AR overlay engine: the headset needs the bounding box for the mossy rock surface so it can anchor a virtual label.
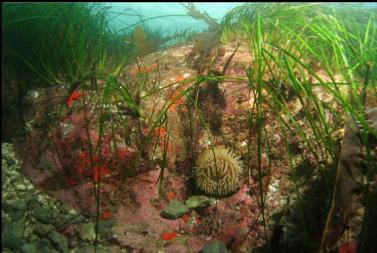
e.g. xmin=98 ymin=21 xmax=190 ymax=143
xmin=160 ymin=200 xmax=189 ymax=219
xmin=79 ymin=222 xmax=96 ymax=242
xmin=3 ymin=221 xmax=26 ymax=250
xmin=199 ymin=240 xmax=231 ymax=253
xmin=48 ymin=230 xmax=68 ymax=252
xmin=32 ymin=207 xmax=54 ymax=224
xmin=185 ymin=195 xmax=215 ymax=209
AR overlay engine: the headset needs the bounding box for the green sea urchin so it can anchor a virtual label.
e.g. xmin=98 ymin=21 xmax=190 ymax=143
xmin=194 ymin=146 xmax=243 ymax=196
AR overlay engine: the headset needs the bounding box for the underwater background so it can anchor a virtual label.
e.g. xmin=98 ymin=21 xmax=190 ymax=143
xmin=108 ymin=3 xmax=246 ymax=33
xmin=2 ymin=2 xmax=377 ymax=253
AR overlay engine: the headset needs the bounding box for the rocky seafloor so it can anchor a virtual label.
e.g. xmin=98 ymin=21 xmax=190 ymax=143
xmin=3 ymin=39 xmax=373 ymax=253
xmin=2 ymin=143 xmax=124 ymax=253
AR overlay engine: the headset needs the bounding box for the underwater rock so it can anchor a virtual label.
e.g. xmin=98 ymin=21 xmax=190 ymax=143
xmin=2 ymin=143 xmax=21 ymax=166
xmin=28 ymin=195 xmax=42 ymax=210
xmin=78 ymin=222 xmax=96 ymax=242
xmin=320 ymin=107 xmax=377 ymax=252
xmin=186 ymin=237 xmax=208 ymax=253
xmin=48 ymin=230 xmax=68 ymax=252
xmin=3 ymin=199 xmax=27 ymax=219
xmin=2 ymin=143 xmax=22 ymax=187
xmin=34 ymin=223 xmax=55 ymax=236
xmin=20 ymin=242 xmax=39 ymax=253
xmin=161 ymin=200 xmax=189 ymax=219
xmin=165 ymin=243 xmax=187 ymax=253
xmin=170 ymin=176 xmax=188 ymax=201
xmin=185 ymin=195 xmax=214 ymax=209
xmin=98 ymin=219 xmax=115 ymax=239
xmin=20 ymin=239 xmax=59 ymax=253
xmin=75 ymin=245 xmax=110 ymax=253
xmin=59 ymin=213 xmax=87 ymax=227
xmin=199 ymin=240 xmax=231 ymax=253
xmin=2 ymin=143 xmax=108 ymax=251
xmin=32 ymin=206 xmax=55 ymax=224
xmin=98 ymin=219 xmax=115 ymax=229
xmin=113 ymin=231 xmax=164 ymax=253
xmin=15 ymin=182 xmax=27 ymax=190
xmin=3 ymin=221 xmax=27 ymax=250
xmin=23 ymin=220 xmax=36 ymax=239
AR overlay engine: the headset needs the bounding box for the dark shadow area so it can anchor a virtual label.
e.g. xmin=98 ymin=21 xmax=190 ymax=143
xmin=253 ymin=161 xmax=336 ymax=253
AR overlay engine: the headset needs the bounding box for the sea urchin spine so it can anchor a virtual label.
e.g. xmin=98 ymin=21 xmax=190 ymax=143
xmin=195 ymin=146 xmax=243 ymax=196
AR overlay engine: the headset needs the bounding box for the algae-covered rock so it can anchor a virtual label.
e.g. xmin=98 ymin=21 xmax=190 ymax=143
xmin=20 ymin=242 xmax=38 ymax=253
xmin=34 ymin=223 xmax=55 ymax=236
xmin=20 ymin=239 xmax=59 ymax=253
xmin=98 ymin=219 xmax=115 ymax=239
xmin=199 ymin=240 xmax=231 ymax=253
xmin=75 ymin=245 xmax=114 ymax=253
xmin=185 ymin=195 xmax=215 ymax=209
xmin=3 ymin=221 xmax=26 ymax=250
xmin=2 ymin=143 xmax=22 ymax=186
xmin=161 ymin=200 xmax=189 ymax=219
xmin=3 ymin=199 xmax=27 ymax=221
xmin=48 ymin=230 xmax=68 ymax=252
xmin=38 ymin=239 xmax=60 ymax=253
xmin=32 ymin=206 xmax=54 ymax=224
xmin=79 ymin=222 xmax=96 ymax=242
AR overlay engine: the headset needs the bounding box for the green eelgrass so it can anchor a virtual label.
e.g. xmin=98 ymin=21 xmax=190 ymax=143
xmin=2 ymin=3 xmax=123 ymax=87
xmin=78 ymin=74 xmax=141 ymax=251
xmin=83 ymin=3 xmax=377 ymax=251
xmin=156 ymin=116 xmax=171 ymax=196
xmin=222 ymin=2 xmax=376 ymax=171
xmin=220 ymin=2 xmax=376 ymax=248
xmin=3 ymin=3 xmax=195 ymax=94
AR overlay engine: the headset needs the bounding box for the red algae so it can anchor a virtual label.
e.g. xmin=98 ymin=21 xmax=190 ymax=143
xmin=161 ymin=232 xmax=178 ymax=241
